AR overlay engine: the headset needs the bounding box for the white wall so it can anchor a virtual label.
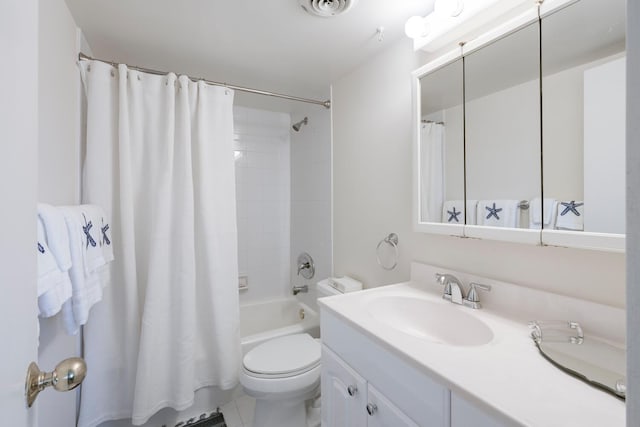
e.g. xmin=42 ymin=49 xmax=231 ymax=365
xmin=290 ymin=107 xmax=332 ymax=308
xmin=0 ymin=0 xmax=39 ymax=425
xmin=331 ymin=37 xmax=625 ymax=308
xmin=234 ymin=106 xmax=291 ymax=303
xmin=584 ymin=57 xmax=626 ymax=234
xmin=37 ymin=1 xmax=83 ymax=426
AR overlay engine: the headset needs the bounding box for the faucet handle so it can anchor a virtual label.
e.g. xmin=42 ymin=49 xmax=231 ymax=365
xmin=435 ymin=273 xmax=451 ymax=296
xmin=464 ymin=282 xmax=491 ymax=309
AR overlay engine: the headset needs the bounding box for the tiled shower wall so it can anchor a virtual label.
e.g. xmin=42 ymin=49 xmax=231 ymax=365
xmin=234 ymin=106 xmax=291 ymax=303
xmin=290 ymin=108 xmax=332 ymax=309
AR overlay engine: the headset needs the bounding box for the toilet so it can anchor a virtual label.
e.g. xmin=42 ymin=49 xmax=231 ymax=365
xmin=239 ymin=278 xmax=361 ymax=427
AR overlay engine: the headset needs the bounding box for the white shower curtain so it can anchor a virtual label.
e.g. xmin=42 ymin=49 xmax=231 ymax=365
xmin=78 ymin=60 xmax=240 ymax=426
xmin=420 ymin=122 xmax=445 ymax=222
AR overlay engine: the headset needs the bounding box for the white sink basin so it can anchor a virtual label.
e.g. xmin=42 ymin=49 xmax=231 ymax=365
xmin=366 ymin=295 xmax=494 ymax=346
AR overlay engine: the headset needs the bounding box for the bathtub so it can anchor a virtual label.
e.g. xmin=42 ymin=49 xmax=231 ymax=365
xmin=240 ymin=298 xmax=320 ymax=355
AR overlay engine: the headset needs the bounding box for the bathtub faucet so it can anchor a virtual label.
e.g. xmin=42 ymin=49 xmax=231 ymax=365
xmin=297 ymin=261 xmax=311 ymax=276
xmin=292 ymin=285 xmax=308 ymax=295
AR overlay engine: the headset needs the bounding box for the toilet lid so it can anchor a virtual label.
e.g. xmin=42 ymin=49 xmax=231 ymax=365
xmin=243 ymin=334 xmax=320 ymax=376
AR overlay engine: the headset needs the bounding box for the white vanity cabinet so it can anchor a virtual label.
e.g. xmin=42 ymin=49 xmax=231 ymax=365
xmin=322 ymin=346 xmax=421 ymax=427
xmin=321 ymin=309 xmax=451 ymax=427
xmin=321 ymin=346 xmax=367 ymax=427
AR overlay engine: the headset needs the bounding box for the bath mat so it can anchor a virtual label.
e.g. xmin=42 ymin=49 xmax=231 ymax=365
xmin=170 ymin=411 xmax=226 ymax=427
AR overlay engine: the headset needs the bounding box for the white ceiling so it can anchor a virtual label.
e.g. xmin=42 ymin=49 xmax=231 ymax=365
xmin=65 ymin=0 xmax=435 ymax=109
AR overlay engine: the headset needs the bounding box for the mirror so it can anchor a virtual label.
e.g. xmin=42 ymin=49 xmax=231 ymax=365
xmin=418 ymin=59 xmax=465 ymax=226
xmin=464 ymin=22 xmax=541 ymax=232
xmin=530 ymin=321 xmax=625 ymax=400
xmin=413 ymin=0 xmax=626 ymax=251
xmin=541 ymin=0 xmax=626 ymax=236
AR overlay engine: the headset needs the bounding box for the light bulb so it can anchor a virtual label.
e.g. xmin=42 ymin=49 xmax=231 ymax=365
xmin=404 ymin=16 xmax=430 ymax=39
xmin=434 ymin=0 xmax=464 ymax=17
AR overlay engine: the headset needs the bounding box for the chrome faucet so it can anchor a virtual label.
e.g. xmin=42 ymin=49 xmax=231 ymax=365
xmin=292 ymin=284 xmax=309 ymax=295
xmin=435 ymin=273 xmax=491 ymax=309
xmin=463 ymin=282 xmax=491 ymax=309
xmin=297 ymin=261 xmax=311 ymax=276
xmin=435 ymin=273 xmax=464 ymax=304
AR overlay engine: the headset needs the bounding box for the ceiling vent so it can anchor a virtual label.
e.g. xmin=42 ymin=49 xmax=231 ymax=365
xmin=298 ymin=0 xmax=359 ymax=17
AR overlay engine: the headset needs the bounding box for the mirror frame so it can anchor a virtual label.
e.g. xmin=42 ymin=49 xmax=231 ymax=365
xmin=538 ymin=0 xmax=626 ymax=253
xmin=412 ymin=49 xmax=465 ymax=237
xmin=412 ymin=0 xmax=626 ymax=253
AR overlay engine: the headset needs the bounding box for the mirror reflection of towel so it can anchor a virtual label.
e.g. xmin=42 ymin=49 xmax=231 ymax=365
xmin=555 ymin=201 xmax=584 ymax=231
xmin=441 ymin=200 xmax=477 ymax=225
xmin=529 ymin=197 xmax=558 ymax=229
xmin=477 ymin=200 xmax=520 ymax=228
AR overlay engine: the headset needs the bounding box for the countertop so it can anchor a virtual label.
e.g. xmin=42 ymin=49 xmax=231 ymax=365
xmin=319 ymin=281 xmax=625 ymax=426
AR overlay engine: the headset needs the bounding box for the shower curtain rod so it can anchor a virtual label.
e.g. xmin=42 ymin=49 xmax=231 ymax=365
xmin=78 ymin=53 xmax=331 ymax=109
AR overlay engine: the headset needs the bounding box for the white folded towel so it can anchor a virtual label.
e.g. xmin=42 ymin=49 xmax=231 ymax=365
xmin=37 ymin=218 xmax=63 ymax=297
xmin=477 ymin=200 xmax=521 ymax=228
xmin=329 ymin=276 xmax=363 ymax=293
xmin=555 ymin=200 xmax=584 ymax=231
xmin=528 ymin=197 xmax=558 ymax=229
xmin=38 ymin=204 xmax=73 ymax=272
xmin=441 ymin=200 xmax=478 ymax=225
xmin=60 ymin=205 xmax=113 ymax=335
xmin=37 ymin=215 xmax=73 ymax=318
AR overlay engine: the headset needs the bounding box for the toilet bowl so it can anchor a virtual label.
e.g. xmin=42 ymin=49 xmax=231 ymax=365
xmin=240 ymin=333 xmax=321 ymax=427
xmin=239 ymin=278 xmax=362 ymax=427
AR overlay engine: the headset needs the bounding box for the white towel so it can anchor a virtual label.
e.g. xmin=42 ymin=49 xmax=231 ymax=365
xmin=477 ymin=200 xmax=521 ymax=228
xmin=37 ymin=218 xmax=63 ymax=297
xmin=60 ymin=205 xmax=113 ymax=335
xmin=38 ymin=204 xmax=73 ymax=272
xmin=441 ymin=200 xmax=477 ymax=225
xmin=555 ymin=200 xmax=584 ymax=231
xmin=37 ymin=215 xmax=73 ymax=318
xmin=329 ymin=276 xmax=363 ymax=293
xmin=528 ymin=197 xmax=558 ymax=229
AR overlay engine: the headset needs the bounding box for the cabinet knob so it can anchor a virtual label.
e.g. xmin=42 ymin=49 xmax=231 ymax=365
xmin=366 ymin=403 xmax=378 ymax=416
xmin=347 ymin=385 xmax=358 ymax=396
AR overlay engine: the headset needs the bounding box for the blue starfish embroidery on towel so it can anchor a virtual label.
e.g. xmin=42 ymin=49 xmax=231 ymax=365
xmin=485 ymin=203 xmax=502 ymax=220
xmin=560 ymin=201 xmax=583 ymax=216
xmin=447 ymin=207 xmax=461 ymax=223
xmin=37 ymin=242 xmax=45 ymax=254
xmin=82 ymin=213 xmax=97 ymax=248
xmin=101 ymin=218 xmax=111 ymax=246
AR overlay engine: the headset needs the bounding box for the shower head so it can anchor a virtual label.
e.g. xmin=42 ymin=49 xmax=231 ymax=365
xmin=292 ymin=117 xmax=308 ymax=132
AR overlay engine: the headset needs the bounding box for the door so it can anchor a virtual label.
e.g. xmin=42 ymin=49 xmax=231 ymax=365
xmin=0 ymin=0 xmax=40 ymax=425
xmin=321 ymin=345 xmax=367 ymax=427
xmin=366 ymin=384 xmax=420 ymax=427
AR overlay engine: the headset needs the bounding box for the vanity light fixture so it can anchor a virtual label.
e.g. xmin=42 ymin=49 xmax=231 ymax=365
xmin=434 ymin=0 xmax=464 ymax=18
xmin=405 ymin=16 xmax=431 ymax=39
xmin=405 ymin=0 xmax=464 ymax=40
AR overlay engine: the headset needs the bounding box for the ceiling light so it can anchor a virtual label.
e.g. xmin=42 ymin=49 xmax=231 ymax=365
xmin=434 ymin=0 xmax=464 ymax=17
xmin=404 ymin=16 xmax=431 ymax=39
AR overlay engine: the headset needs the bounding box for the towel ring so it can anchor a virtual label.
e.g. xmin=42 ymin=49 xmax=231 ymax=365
xmin=376 ymin=233 xmax=398 ymax=271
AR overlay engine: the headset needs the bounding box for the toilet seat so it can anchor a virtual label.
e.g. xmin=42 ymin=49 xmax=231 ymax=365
xmin=243 ymin=333 xmax=320 ymax=378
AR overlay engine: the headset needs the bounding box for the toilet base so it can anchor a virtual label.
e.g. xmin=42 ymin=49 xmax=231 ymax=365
xmin=248 ymin=384 xmax=319 ymax=427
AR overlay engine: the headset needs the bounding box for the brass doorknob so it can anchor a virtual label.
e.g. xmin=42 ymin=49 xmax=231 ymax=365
xmin=25 ymin=357 xmax=87 ymax=407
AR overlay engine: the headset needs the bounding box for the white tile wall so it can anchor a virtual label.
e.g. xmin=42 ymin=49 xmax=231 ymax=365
xmin=290 ymin=108 xmax=333 ymax=309
xmin=233 ymin=105 xmax=332 ymax=307
xmin=234 ymin=107 xmax=291 ymax=303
